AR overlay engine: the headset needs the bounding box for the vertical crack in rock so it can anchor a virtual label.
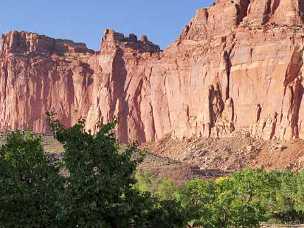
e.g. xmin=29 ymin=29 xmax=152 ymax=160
xmin=223 ymin=50 xmax=232 ymax=100
xmin=149 ymin=103 xmax=156 ymax=141
xmin=290 ymin=77 xmax=304 ymax=138
xmin=284 ymin=47 xmax=303 ymax=87
xmin=225 ymin=97 xmax=235 ymax=133
xmin=132 ymin=78 xmax=146 ymax=143
xmin=300 ymin=0 xmax=304 ymax=18
xmin=110 ymin=48 xmax=129 ymax=143
xmin=281 ymin=46 xmax=304 ymax=139
xmin=256 ymin=104 xmax=262 ymax=123
xmin=207 ymin=83 xmax=225 ymax=137
xmin=271 ymin=0 xmax=281 ymax=16
xmin=270 ymin=112 xmax=278 ymax=139
xmin=263 ymin=0 xmax=280 ymax=24
xmin=236 ymin=0 xmax=251 ymax=24
xmin=147 ymin=67 xmax=157 ymax=141
xmin=207 ymin=85 xmax=214 ymax=137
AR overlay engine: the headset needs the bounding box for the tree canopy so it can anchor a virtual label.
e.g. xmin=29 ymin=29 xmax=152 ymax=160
xmin=0 ymin=116 xmax=304 ymax=227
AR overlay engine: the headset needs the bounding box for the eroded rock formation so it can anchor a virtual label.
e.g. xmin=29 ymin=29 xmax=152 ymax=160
xmin=2 ymin=0 xmax=304 ymax=143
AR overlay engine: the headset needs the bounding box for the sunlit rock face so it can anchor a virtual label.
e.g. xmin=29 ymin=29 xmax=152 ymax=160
xmin=0 ymin=31 xmax=95 ymax=132
xmin=244 ymin=0 xmax=304 ymax=26
xmin=2 ymin=0 xmax=304 ymax=143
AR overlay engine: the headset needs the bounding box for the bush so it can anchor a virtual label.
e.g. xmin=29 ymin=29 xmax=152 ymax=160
xmin=48 ymin=115 xmax=186 ymax=227
xmin=0 ymin=131 xmax=64 ymax=227
xmin=174 ymin=170 xmax=304 ymax=227
xmin=1 ymin=115 xmax=304 ymax=227
xmin=0 ymin=117 xmax=186 ymax=227
xmin=143 ymin=169 xmax=304 ymax=227
xmin=135 ymin=172 xmax=178 ymax=200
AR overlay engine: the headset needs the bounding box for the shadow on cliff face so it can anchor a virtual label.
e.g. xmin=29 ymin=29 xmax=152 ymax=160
xmin=111 ymin=48 xmax=129 ymax=143
xmin=111 ymin=48 xmax=148 ymax=144
xmin=290 ymin=79 xmax=304 ymax=139
xmin=282 ymin=47 xmax=304 ymax=139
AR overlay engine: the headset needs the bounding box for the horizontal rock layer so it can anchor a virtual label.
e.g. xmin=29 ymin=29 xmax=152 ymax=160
xmin=2 ymin=0 xmax=304 ymax=143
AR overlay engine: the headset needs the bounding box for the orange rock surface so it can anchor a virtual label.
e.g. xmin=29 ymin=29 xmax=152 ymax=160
xmin=2 ymin=0 xmax=304 ymax=143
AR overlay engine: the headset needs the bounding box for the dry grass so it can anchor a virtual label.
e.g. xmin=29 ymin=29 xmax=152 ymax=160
xmin=42 ymin=135 xmax=64 ymax=154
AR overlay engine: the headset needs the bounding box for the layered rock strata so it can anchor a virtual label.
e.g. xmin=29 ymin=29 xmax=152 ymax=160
xmin=2 ymin=0 xmax=304 ymax=143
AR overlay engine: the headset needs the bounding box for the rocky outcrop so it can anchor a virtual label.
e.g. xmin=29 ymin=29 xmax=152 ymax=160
xmin=244 ymin=0 xmax=304 ymax=26
xmin=3 ymin=1 xmax=304 ymax=143
xmin=0 ymin=31 xmax=95 ymax=132
xmin=180 ymin=0 xmax=250 ymax=41
xmin=1 ymin=31 xmax=94 ymax=56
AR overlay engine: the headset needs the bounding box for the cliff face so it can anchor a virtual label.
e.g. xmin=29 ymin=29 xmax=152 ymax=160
xmin=2 ymin=0 xmax=304 ymax=143
xmin=0 ymin=31 xmax=95 ymax=132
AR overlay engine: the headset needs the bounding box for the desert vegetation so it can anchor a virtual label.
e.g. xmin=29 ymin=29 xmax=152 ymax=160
xmin=0 ymin=118 xmax=304 ymax=227
xmin=136 ymin=170 xmax=304 ymax=227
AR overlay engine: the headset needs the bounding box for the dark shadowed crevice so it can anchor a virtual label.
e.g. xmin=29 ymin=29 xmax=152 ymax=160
xmin=271 ymin=0 xmax=280 ymax=15
xmin=223 ymin=51 xmax=232 ymax=100
xmin=284 ymin=47 xmax=303 ymax=87
xmin=110 ymin=48 xmax=129 ymax=143
xmin=236 ymin=0 xmax=251 ymax=25
xmin=262 ymin=0 xmax=280 ymax=25
xmin=299 ymin=0 xmax=304 ymax=21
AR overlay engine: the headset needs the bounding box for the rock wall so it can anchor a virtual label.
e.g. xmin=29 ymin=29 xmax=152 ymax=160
xmin=0 ymin=31 xmax=95 ymax=132
xmin=2 ymin=0 xmax=304 ymax=143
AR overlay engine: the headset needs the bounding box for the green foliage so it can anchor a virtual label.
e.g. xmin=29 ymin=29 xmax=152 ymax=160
xmin=177 ymin=179 xmax=217 ymax=227
xmin=0 ymin=131 xmax=63 ymax=228
xmin=0 ymin=116 xmax=186 ymax=227
xmin=1 ymin=114 xmax=304 ymax=227
xmin=156 ymin=178 xmax=178 ymax=201
xmin=135 ymin=172 xmax=178 ymax=200
xmin=135 ymin=171 xmax=158 ymax=193
xmin=138 ymin=169 xmax=304 ymax=227
xmin=49 ymin=119 xmax=138 ymax=226
xmin=47 ymin=114 xmax=185 ymax=227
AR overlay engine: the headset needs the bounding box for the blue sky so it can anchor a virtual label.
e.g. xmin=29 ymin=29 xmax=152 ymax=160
xmin=0 ymin=0 xmax=213 ymax=50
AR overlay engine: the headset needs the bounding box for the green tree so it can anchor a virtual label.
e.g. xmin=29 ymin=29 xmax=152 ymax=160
xmin=0 ymin=131 xmax=63 ymax=228
xmin=295 ymin=171 xmax=304 ymax=214
xmin=135 ymin=171 xmax=158 ymax=193
xmin=155 ymin=178 xmax=178 ymax=201
xmin=176 ymin=171 xmax=270 ymax=227
xmin=273 ymin=171 xmax=304 ymax=224
xmin=216 ymin=170 xmax=268 ymax=227
xmin=48 ymin=115 xmax=185 ymax=227
xmin=135 ymin=172 xmax=178 ymax=201
xmin=177 ymin=179 xmax=217 ymax=227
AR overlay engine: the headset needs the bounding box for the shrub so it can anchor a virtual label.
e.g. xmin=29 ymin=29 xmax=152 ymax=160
xmin=48 ymin=115 xmax=185 ymax=227
xmin=0 ymin=132 xmax=64 ymax=227
xmin=1 ymin=114 xmax=304 ymax=227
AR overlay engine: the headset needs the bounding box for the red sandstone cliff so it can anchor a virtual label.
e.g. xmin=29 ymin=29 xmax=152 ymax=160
xmin=2 ymin=0 xmax=304 ymax=143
